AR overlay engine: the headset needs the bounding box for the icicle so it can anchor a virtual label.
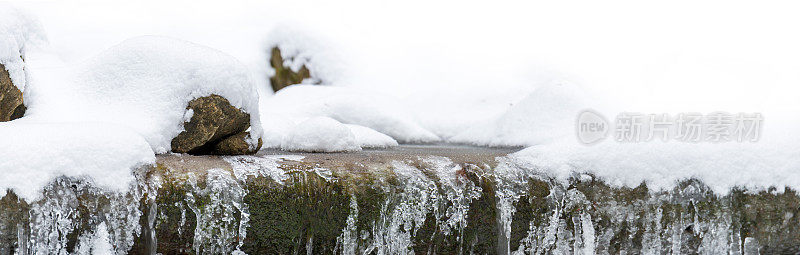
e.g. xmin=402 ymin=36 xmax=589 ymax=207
xmin=185 ymin=168 xmax=249 ymax=254
xmin=581 ymin=213 xmax=595 ymax=255
xmin=335 ymin=195 xmax=358 ymax=255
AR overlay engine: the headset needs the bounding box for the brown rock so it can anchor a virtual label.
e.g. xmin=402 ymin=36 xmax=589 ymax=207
xmin=0 ymin=64 xmax=25 ymax=122
xmin=268 ymin=47 xmax=315 ymax=92
xmin=213 ymin=131 xmax=262 ymax=155
xmin=171 ymin=94 xmax=257 ymax=155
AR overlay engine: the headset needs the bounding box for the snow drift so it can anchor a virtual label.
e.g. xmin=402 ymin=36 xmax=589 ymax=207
xmin=26 ymin=36 xmax=263 ymax=154
xmin=2 ymin=33 xmax=263 ymax=199
xmin=0 ymin=121 xmax=155 ymax=200
xmin=260 ymin=85 xmax=438 ymax=152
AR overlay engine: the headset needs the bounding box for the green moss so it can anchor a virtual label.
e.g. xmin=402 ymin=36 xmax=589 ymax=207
xmin=242 ymin=171 xmax=350 ymax=254
xmin=460 ymin=166 xmax=499 ymax=254
xmin=152 ymin=181 xmax=196 ymax=254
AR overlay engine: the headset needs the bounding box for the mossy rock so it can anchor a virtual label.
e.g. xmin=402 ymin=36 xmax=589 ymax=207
xmin=5 ymin=150 xmax=800 ymax=254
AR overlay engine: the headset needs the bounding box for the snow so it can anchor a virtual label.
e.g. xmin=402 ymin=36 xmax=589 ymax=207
xmin=0 ymin=4 xmax=45 ymax=91
xmin=1 ymin=24 xmax=262 ymax=200
xmin=0 ymin=121 xmax=155 ymax=201
xmin=2 ymin=0 xmax=800 ymax=196
xmin=346 ymin=124 xmax=398 ymax=149
xmin=25 ymin=36 xmax=263 ymax=154
xmin=261 ymin=85 xmax=438 ymax=149
xmin=281 ymin=117 xmax=360 ymax=152
xmin=510 ymin=122 xmax=800 ymax=194
xmin=451 ymin=82 xmax=592 ymax=147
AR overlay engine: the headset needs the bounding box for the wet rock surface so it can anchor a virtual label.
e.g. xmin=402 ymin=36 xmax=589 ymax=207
xmin=0 ymin=64 xmax=25 ymax=121
xmin=0 ymin=145 xmax=798 ymax=254
xmin=171 ymin=95 xmax=258 ymax=155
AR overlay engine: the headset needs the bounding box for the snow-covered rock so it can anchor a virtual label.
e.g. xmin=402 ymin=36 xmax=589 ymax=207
xmin=0 ymin=5 xmax=44 ymax=122
xmin=26 ymin=36 xmax=263 ymax=154
xmin=0 ymin=64 xmax=25 ymax=121
xmin=264 ymin=25 xmax=345 ymax=90
xmin=281 ymin=116 xmax=360 ymax=152
xmin=0 ymin=33 xmax=267 ymax=199
xmin=268 ymin=46 xmax=314 ymax=92
xmin=0 ymin=4 xmax=44 ymax=92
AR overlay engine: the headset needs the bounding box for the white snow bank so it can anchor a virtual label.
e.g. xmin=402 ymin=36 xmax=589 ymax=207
xmin=0 ymin=121 xmax=155 ymax=201
xmin=261 ymin=85 xmax=438 ymax=150
xmin=25 ymin=36 xmax=262 ymax=153
xmin=451 ymin=82 xmax=590 ymax=147
xmin=510 ymin=123 xmax=800 ymax=194
xmin=0 ymin=4 xmax=45 ymax=91
xmin=346 ymin=124 xmax=398 ymax=149
xmin=281 ymin=117 xmax=360 ymax=152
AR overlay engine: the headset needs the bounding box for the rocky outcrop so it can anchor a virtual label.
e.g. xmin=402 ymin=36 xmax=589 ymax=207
xmin=171 ymin=95 xmax=260 ymax=155
xmin=0 ymin=64 xmax=25 ymax=121
xmin=268 ymin=47 xmax=313 ymax=92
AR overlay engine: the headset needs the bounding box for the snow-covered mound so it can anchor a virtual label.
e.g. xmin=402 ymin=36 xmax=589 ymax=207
xmin=510 ymin=125 xmax=800 ymax=194
xmin=346 ymin=124 xmax=398 ymax=148
xmin=0 ymin=32 xmax=265 ymax=199
xmin=0 ymin=121 xmax=155 ymax=201
xmin=26 ymin=36 xmax=262 ymax=153
xmin=0 ymin=4 xmax=45 ymax=91
xmin=281 ymin=117 xmax=360 ymax=152
xmin=451 ymin=82 xmax=589 ymax=147
xmin=261 ymin=85 xmax=438 ymax=151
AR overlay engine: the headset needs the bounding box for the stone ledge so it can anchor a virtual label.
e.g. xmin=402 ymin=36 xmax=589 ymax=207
xmin=0 ymin=146 xmax=796 ymax=254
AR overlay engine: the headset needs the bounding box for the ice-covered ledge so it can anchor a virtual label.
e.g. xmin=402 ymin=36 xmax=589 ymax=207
xmin=1 ymin=145 xmax=798 ymax=254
